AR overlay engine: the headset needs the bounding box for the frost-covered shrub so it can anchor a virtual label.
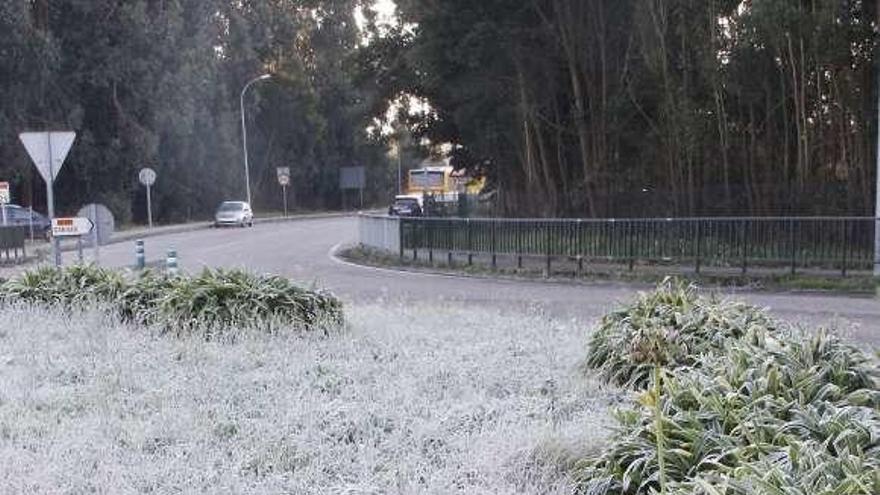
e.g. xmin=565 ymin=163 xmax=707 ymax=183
xmin=0 ymin=265 xmax=342 ymax=334
xmin=578 ymin=293 xmax=880 ymax=495
xmin=585 ymin=279 xmax=779 ymax=389
xmin=145 ymin=268 xmax=344 ymax=334
xmin=0 ymin=264 xmax=125 ymax=307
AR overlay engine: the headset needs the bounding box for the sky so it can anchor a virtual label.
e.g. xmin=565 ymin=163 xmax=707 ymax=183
xmin=355 ymin=0 xmax=398 ymax=30
xmin=374 ymin=0 xmax=396 ymax=22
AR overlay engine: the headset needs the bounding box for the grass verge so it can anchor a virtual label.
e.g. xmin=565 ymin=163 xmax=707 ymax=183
xmin=340 ymin=245 xmax=880 ymax=294
xmin=0 ymin=302 xmax=613 ymax=494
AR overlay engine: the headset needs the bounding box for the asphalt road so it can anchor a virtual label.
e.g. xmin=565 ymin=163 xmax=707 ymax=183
xmin=50 ymin=215 xmax=880 ymax=347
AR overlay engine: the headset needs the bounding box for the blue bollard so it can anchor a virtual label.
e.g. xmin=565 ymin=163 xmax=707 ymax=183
xmin=135 ymin=240 xmax=145 ymax=270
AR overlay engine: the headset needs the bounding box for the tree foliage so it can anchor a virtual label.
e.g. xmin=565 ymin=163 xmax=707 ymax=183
xmin=363 ymin=0 xmax=879 ymax=217
xmin=0 ymin=0 xmax=389 ymax=223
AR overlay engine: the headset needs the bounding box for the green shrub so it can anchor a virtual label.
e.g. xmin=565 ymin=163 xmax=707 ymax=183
xmin=147 ymin=268 xmax=344 ymax=334
xmin=577 ymin=332 xmax=880 ymax=495
xmin=585 ymin=279 xmax=779 ymax=389
xmin=1 ymin=265 xmax=343 ymax=334
xmin=0 ymin=264 xmax=125 ymax=307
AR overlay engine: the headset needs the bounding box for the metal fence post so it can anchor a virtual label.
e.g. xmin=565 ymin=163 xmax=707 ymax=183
xmin=428 ymin=220 xmax=434 ymax=264
xmin=841 ymin=219 xmax=849 ymax=277
xmin=695 ymin=220 xmax=702 ymax=275
xmin=545 ymin=221 xmax=552 ymax=277
xmin=741 ymin=220 xmax=748 ymax=275
xmin=491 ymin=219 xmax=497 ymax=270
xmin=413 ymin=220 xmax=419 ymax=261
xmin=789 ymin=218 xmax=796 ymax=275
xmin=628 ymin=221 xmax=635 ymax=272
xmin=398 ymin=218 xmax=404 ymax=260
xmin=447 ymin=219 xmax=453 ymax=265
xmin=517 ymin=222 xmax=523 ymax=269
xmin=577 ymin=219 xmax=583 ymax=275
xmin=467 ymin=218 xmax=473 ymax=266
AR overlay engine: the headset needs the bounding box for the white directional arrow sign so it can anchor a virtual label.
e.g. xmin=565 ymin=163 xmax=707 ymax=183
xmin=19 ymin=132 xmax=76 ymax=183
xmin=52 ymin=217 xmax=94 ymax=237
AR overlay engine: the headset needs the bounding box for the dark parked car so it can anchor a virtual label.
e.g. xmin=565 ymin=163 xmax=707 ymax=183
xmin=0 ymin=204 xmax=51 ymax=239
xmin=388 ymin=195 xmax=423 ymax=217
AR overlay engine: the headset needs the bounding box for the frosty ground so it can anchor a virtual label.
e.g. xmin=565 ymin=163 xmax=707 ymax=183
xmin=0 ymin=303 xmax=617 ymax=494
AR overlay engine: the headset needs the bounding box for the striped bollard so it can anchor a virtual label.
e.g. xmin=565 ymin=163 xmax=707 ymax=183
xmin=135 ymin=240 xmax=145 ymax=270
xmin=166 ymin=249 xmax=178 ymax=275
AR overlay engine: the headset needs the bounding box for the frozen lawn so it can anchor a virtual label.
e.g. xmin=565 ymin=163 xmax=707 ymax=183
xmin=0 ymin=303 xmax=617 ymax=494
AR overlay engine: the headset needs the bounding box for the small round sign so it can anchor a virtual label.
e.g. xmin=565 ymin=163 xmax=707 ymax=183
xmin=276 ymin=167 xmax=291 ymax=187
xmin=139 ymin=167 xmax=157 ymax=187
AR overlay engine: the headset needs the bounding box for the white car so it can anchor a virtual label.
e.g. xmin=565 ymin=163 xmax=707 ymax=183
xmin=214 ymin=201 xmax=254 ymax=228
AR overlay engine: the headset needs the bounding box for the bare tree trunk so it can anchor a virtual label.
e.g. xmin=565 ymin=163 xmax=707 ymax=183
xmin=555 ymin=0 xmax=597 ymax=217
xmin=784 ymin=37 xmax=805 ymax=196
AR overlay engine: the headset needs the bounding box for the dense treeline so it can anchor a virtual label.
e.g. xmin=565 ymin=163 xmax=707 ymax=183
xmin=362 ymin=0 xmax=880 ymax=217
xmin=0 ymin=0 xmax=390 ymax=224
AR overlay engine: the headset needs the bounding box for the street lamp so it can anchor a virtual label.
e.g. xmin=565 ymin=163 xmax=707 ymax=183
xmin=240 ymin=73 xmax=272 ymax=207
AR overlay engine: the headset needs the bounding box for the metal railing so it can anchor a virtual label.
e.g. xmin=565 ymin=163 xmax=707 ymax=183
xmin=359 ymin=214 xmax=401 ymax=254
xmin=0 ymin=226 xmax=27 ymax=265
xmin=394 ymin=216 xmax=877 ymax=276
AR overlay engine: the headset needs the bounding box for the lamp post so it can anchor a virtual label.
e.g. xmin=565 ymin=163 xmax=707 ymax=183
xmin=240 ymin=74 xmax=271 ymax=207
xmin=397 ymin=139 xmax=403 ymax=195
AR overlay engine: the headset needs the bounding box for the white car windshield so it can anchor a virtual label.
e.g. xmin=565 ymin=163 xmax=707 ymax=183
xmin=218 ymin=203 xmax=244 ymax=212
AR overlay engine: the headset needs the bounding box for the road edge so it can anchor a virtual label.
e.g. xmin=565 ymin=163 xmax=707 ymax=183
xmin=329 ymin=243 xmax=879 ymax=299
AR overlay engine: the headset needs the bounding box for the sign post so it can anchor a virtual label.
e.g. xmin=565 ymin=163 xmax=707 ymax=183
xmin=277 ymin=167 xmax=291 ymax=216
xmin=0 ymin=181 xmax=9 ymax=226
xmin=92 ymin=203 xmax=100 ymax=264
xmin=339 ymin=166 xmax=366 ymax=211
xmin=19 ymin=131 xmax=76 ymax=267
xmin=52 ymin=217 xmax=94 ymax=265
xmin=139 ymin=168 xmax=157 ymax=229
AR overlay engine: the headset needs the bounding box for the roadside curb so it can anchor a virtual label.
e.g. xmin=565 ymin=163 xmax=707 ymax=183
xmin=330 ymin=244 xmax=878 ymax=298
xmin=327 ymin=242 xmax=657 ymax=290
xmin=40 ymin=211 xmax=358 ymax=256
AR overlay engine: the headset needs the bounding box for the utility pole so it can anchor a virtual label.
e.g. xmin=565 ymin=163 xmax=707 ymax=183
xmin=397 ymin=139 xmax=403 ymax=195
xmin=875 ymin=6 xmax=880 ymax=278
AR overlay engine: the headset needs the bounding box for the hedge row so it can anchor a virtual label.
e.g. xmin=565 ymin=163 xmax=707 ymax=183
xmin=0 ymin=265 xmax=343 ymax=335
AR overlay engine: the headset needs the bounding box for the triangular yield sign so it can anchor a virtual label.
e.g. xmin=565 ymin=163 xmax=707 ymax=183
xmin=19 ymin=131 xmax=76 ymax=184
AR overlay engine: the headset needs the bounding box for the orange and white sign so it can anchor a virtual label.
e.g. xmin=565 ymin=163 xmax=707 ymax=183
xmin=0 ymin=182 xmax=9 ymax=204
xmin=52 ymin=217 xmax=94 ymax=237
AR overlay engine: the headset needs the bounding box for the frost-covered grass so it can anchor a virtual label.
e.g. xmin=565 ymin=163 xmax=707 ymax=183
xmin=0 ymin=303 xmax=616 ymax=494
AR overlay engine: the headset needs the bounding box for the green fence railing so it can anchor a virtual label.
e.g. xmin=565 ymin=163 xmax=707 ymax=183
xmin=398 ymin=216 xmax=877 ymax=276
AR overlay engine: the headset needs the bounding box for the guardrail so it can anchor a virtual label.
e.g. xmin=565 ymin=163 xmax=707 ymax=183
xmin=0 ymin=226 xmax=27 ymax=265
xmin=359 ymin=214 xmax=401 ymax=254
xmin=380 ymin=216 xmax=877 ymax=276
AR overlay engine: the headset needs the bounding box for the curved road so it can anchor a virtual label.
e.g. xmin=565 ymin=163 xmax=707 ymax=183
xmin=62 ymin=216 xmax=879 ymax=346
